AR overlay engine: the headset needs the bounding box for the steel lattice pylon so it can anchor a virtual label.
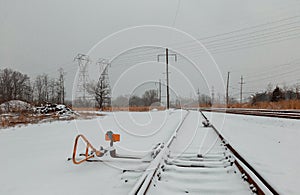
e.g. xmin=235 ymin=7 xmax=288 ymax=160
xmin=74 ymin=54 xmax=91 ymax=103
xmin=97 ymin=58 xmax=112 ymax=107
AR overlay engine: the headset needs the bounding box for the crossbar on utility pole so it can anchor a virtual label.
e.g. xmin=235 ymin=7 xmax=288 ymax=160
xmin=157 ymin=48 xmax=177 ymax=109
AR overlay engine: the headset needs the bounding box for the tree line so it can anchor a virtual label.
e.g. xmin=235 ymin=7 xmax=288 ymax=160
xmin=112 ymin=90 xmax=212 ymax=108
xmin=129 ymin=89 xmax=160 ymax=107
xmin=0 ymin=68 xmax=65 ymax=105
xmin=251 ymin=86 xmax=300 ymax=104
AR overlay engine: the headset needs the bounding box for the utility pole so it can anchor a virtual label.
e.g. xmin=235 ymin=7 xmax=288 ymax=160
xmin=166 ymin=48 xmax=169 ymax=109
xmin=157 ymin=48 xmax=177 ymax=109
xmin=159 ymin=79 xmax=161 ymax=104
xmin=239 ymin=75 xmax=245 ymax=103
xmin=211 ymin=86 xmax=214 ymax=105
xmin=197 ymin=88 xmax=200 ymax=107
xmin=226 ymin=72 xmax=230 ymax=107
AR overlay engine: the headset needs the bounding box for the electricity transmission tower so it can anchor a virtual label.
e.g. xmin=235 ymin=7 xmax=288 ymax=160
xmin=74 ymin=54 xmax=90 ymax=102
xmin=97 ymin=58 xmax=112 ymax=108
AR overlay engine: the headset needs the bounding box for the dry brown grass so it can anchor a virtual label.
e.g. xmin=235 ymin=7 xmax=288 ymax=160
xmin=72 ymin=107 xmax=99 ymax=111
xmin=0 ymin=106 xmax=167 ymax=129
xmin=0 ymin=113 xmax=72 ymax=129
xmin=77 ymin=112 xmax=105 ymax=119
xmin=72 ymin=107 xmax=113 ymax=112
xmin=227 ymin=100 xmax=300 ymax=109
xmin=250 ymin=100 xmax=300 ymax=109
xmin=1 ymin=113 xmax=35 ymax=128
xmin=112 ymin=106 xmax=166 ymax=112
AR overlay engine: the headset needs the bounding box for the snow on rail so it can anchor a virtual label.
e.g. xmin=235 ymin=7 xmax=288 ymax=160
xmin=131 ymin=110 xmax=270 ymax=194
xmin=201 ymin=107 xmax=300 ymax=119
xmin=199 ymin=110 xmax=279 ymax=195
xmin=129 ymin=111 xmax=190 ymax=195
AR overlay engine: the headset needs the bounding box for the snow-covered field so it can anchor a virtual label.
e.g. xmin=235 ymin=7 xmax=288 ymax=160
xmin=0 ymin=110 xmax=299 ymax=194
xmin=0 ymin=110 xmax=186 ymax=195
xmin=206 ymin=111 xmax=300 ymax=195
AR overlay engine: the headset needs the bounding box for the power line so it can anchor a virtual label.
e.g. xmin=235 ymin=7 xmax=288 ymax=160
xmin=172 ymin=0 xmax=181 ymax=27
xmin=111 ymin=26 xmax=300 ymax=65
xmin=246 ymin=64 xmax=300 ymax=83
xmin=204 ymin=26 xmax=300 ymax=48
xmin=198 ymin=15 xmax=300 ymax=41
xmin=108 ymin=15 xmax=300 ymax=64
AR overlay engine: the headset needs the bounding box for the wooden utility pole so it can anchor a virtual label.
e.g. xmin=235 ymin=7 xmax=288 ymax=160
xmin=159 ymin=79 xmax=162 ymax=103
xmin=197 ymin=88 xmax=200 ymax=107
xmin=226 ymin=72 xmax=230 ymax=107
xmin=166 ymin=48 xmax=170 ymax=109
xmin=211 ymin=86 xmax=214 ymax=105
xmin=239 ymin=75 xmax=245 ymax=103
xmin=157 ymin=48 xmax=177 ymax=109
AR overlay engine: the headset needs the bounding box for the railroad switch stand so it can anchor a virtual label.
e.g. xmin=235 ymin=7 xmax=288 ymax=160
xmin=71 ymin=131 xmax=120 ymax=164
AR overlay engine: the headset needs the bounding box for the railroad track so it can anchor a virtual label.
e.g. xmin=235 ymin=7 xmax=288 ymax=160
xmin=129 ymin=110 xmax=279 ymax=195
xmin=201 ymin=108 xmax=300 ymax=119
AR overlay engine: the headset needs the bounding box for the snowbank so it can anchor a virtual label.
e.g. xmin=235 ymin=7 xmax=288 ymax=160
xmin=0 ymin=100 xmax=32 ymax=112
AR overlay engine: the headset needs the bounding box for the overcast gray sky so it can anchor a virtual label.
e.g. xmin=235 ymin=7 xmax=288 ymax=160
xmin=1 ymin=0 xmax=300 ymax=101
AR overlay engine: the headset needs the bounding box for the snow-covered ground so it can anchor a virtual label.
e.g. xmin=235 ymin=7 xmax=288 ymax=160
xmin=206 ymin=111 xmax=300 ymax=195
xmin=148 ymin=111 xmax=251 ymax=194
xmin=0 ymin=110 xmax=299 ymax=194
xmin=0 ymin=110 xmax=186 ymax=195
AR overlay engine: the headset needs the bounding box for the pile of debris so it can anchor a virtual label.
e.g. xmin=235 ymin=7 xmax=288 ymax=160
xmin=0 ymin=101 xmax=79 ymax=128
xmin=33 ymin=103 xmax=77 ymax=118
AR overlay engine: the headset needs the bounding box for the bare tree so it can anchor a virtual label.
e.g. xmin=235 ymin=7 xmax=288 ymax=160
xmin=43 ymin=74 xmax=49 ymax=102
xmin=142 ymin=89 xmax=159 ymax=106
xmin=57 ymin=68 xmax=66 ymax=104
xmin=266 ymin=83 xmax=273 ymax=93
xmin=0 ymin=68 xmax=13 ymax=102
xmin=129 ymin=95 xmax=144 ymax=107
xmin=34 ymin=75 xmax=44 ymax=104
xmin=0 ymin=68 xmax=67 ymax=106
xmin=49 ymin=78 xmax=56 ymax=103
xmin=86 ymin=77 xmax=110 ymax=110
xmin=112 ymin=95 xmax=129 ymax=107
xmin=34 ymin=74 xmax=51 ymax=104
xmin=0 ymin=68 xmax=31 ymax=104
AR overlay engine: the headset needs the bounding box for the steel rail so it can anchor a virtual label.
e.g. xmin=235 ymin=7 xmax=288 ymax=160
xmin=201 ymin=108 xmax=300 ymax=119
xmin=129 ymin=111 xmax=190 ymax=195
xmin=199 ymin=110 xmax=280 ymax=195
